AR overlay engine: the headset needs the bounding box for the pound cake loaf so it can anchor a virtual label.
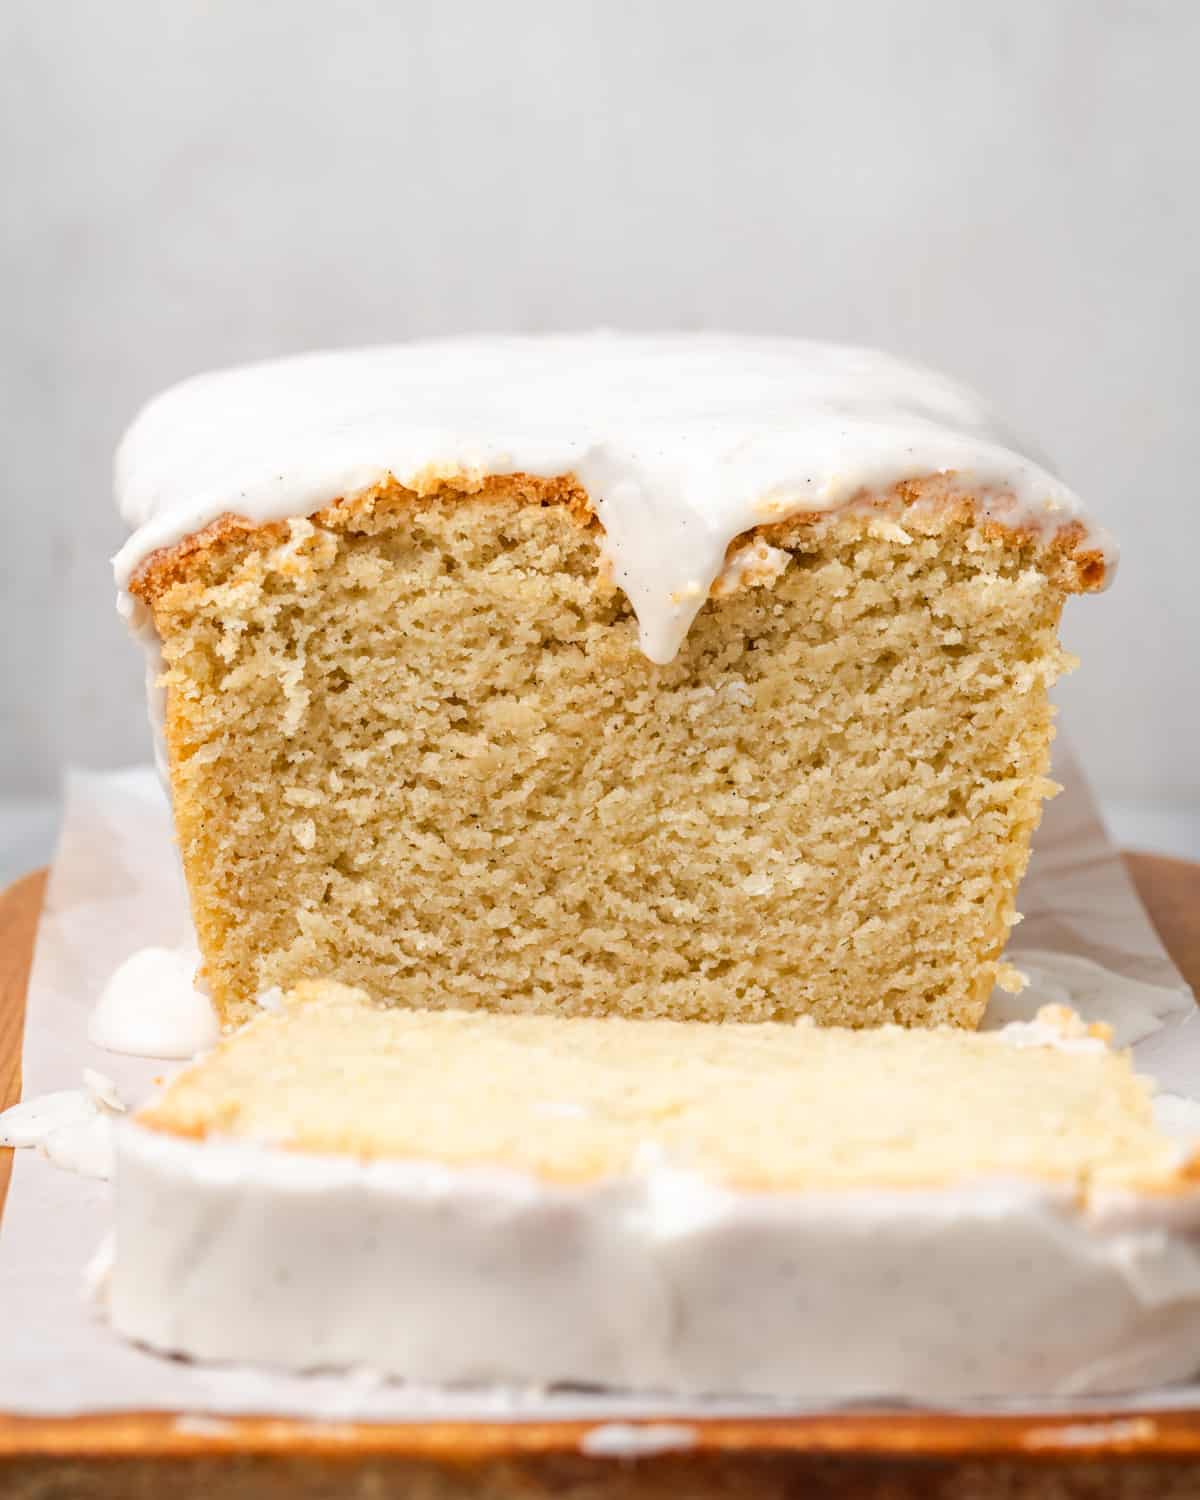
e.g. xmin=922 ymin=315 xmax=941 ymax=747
xmin=109 ymin=984 xmax=1200 ymax=1398
xmin=113 ymin=335 xmax=1112 ymax=1028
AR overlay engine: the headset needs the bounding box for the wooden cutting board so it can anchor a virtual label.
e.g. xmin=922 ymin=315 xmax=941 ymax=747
xmin=2 ymin=856 xmax=1200 ymax=1498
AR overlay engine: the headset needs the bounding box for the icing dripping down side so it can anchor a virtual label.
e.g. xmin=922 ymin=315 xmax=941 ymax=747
xmin=112 ymin=334 xmax=1114 ymax=665
xmin=89 ymin=946 xmax=220 ymax=1060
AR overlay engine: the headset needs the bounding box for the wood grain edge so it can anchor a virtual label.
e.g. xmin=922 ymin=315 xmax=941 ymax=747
xmin=0 ymin=868 xmax=48 ymax=1225
xmin=4 ymin=1408 xmax=1200 ymax=1461
xmin=1125 ymin=852 xmax=1200 ymax=1001
xmin=2 ymin=855 xmax=1200 ymax=1491
xmin=6 ymin=1426 xmax=1200 ymax=1500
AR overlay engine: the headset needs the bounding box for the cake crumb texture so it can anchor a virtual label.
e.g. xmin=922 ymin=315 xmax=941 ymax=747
xmin=138 ymin=479 xmax=1076 ymax=1029
xmin=138 ymin=984 xmax=1178 ymax=1192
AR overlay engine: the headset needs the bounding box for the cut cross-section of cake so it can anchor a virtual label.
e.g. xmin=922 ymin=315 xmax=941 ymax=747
xmin=108 ymin=985 xmax=1200 ymax=1399
xmin=113 ymin=335 xmax=1114 ymax=1028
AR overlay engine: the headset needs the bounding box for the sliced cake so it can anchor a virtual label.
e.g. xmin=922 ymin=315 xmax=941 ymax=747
xmin=108 ymin=984 xmax=1200 ymax=1399
xmin=113 ymin=335 xmax=1113 ymax=1028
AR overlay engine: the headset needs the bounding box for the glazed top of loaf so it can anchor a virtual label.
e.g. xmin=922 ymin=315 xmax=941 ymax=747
xmin=113 ymin=333 xmax=1114 ymax=663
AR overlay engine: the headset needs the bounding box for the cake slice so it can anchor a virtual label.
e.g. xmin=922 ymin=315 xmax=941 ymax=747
xmin=114 ymin=335 xmax=1112 ymax=1029
xmin=108 ymin=984 xmax=1200 ymax=1399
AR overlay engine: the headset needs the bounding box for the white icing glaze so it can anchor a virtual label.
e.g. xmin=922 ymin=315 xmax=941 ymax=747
xmin=986 ymin=950 xmax=1191 ymax=1047
xmin=109 ymin=1123 xmax=1200 ymax=1399
xmin=1 ymin=1072 xmax=125 ymax=1180
xmin=710 ymin=537 xmax=792 ymax=597
xmin=42 ymin=1115 xmax=116 ymax=1180
xmin=1022 ymin=1418 xmax=1159 ymax=1450
xmin=579 ymin=1423 xmax=697 ymax=1456
xmin=83 ymin=1068 xmax=125 ymax=1113
xmin=112 ymin=334 xmax=1113 ymax=665
xmin=89 ymin=946 xmax=220 ymax=1060
xmin=1000 ymin=1021 xmax=1107 ymax=1055
xmin=172 ymin=1415 xmax=237 ymax=1438
xmin=998 ymin=1004 xmax=1111 ymax=1056
xmin=0 ymin=1088 xmax=96 ymax=1147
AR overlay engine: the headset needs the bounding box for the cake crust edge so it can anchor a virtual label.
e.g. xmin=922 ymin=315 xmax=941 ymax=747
xmin=125 ymin=471 xmax=1109 ymax=607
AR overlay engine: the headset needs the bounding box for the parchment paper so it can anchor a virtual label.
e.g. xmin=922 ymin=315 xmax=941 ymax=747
xmin=2 ymin=747 xmax=1199 ymax=1421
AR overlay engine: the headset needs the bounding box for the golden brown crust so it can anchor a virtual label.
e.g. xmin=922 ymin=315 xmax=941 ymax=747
xmin=131 ymin=1109 xmax=1199 ymax=1197
xmin=128 ymin=473 xmax=596 ymax=604
xmin=126 ymin=472 xmax=1107 ymax=607
xmin=751 ymin=482 xmax=1106 ymax=594
xmin=131 ymin=1102 xmax=1200 ymax=1197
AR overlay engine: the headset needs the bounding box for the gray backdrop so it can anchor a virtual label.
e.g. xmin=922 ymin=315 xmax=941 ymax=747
xmin=3 ymin=1 xmax=1197 ymax=853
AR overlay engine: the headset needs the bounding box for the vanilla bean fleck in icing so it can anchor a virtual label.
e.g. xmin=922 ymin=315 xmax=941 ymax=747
xmin=113 ymin=334 xmax=1113 ymax=664
xmin=109 ymin=1123 xmax=1200 ymax=1399
xmin=0 ymin=1070 xmax=126 ymax=1181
